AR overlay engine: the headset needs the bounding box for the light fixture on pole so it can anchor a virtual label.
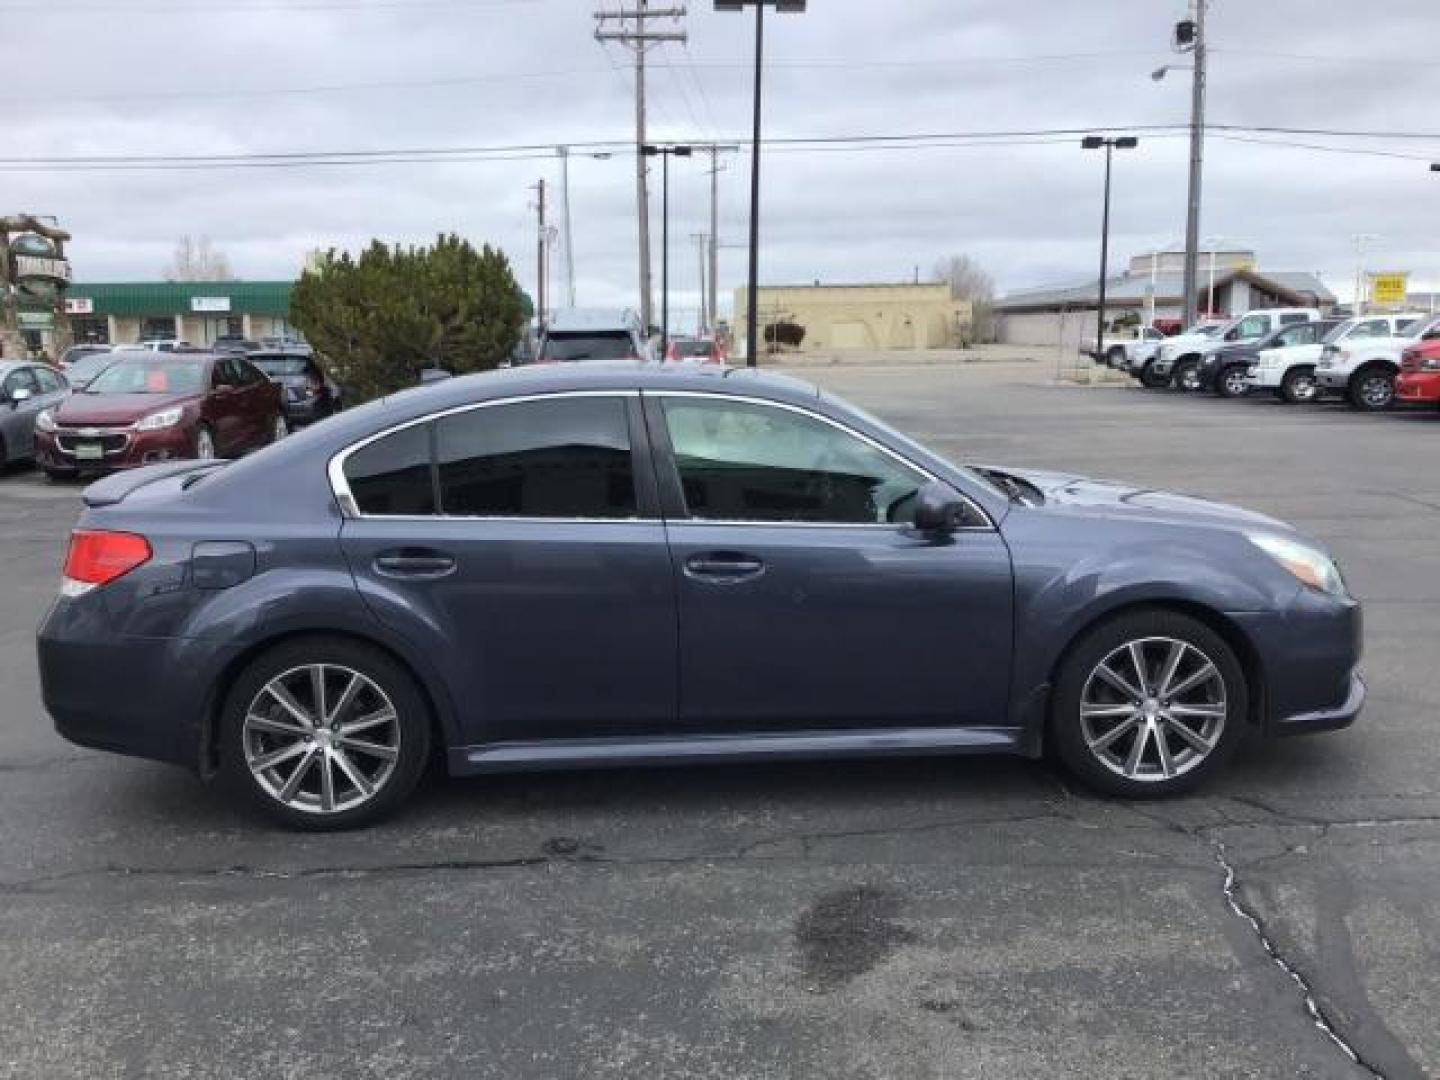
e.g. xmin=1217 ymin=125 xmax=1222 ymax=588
xmin=1154 ymin=0 xmax=1208 ymax=329
xmin=1082 ymin=135 xmax=1139 ymax=365
xmin=715 ymin=0 xmax=808 ymax=367
xmin=641 ymin=143 xmax=693 ymax=359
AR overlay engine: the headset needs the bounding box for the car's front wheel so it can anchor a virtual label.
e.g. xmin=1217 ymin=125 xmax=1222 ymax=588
xmin=221 ymin=637 xmax=432 ymax=829
xmin=1349 ymin=366 xmax=1395 ymax=411
xmin=1216 ymin=364 xmax=1249 ymax=398
xmin=1279 ymin=366 xmax=1318 ymax=404
xmin=1050 ymin=609 xmax=1248 ymax=798
xmin=1173 ymin=359 xmax=1202 ymax=392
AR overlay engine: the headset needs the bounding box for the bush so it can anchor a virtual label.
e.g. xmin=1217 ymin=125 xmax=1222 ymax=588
xmin=291 ymin=234 xmax=527 ymax=404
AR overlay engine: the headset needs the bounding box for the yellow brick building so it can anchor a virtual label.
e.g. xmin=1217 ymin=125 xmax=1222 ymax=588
xmin=733 ymin=283 xmax=972 ymax=354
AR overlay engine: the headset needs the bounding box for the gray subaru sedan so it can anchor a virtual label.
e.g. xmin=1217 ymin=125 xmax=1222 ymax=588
xmin=38 ymin=364 xmax=1363 ymax=828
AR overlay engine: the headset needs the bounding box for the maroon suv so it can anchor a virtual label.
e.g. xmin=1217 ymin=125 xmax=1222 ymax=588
xmin=36 ymin=352 xmax=285 ymax=479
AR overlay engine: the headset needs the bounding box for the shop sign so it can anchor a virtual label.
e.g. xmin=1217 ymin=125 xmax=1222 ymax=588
xmin=190 ymin=296 xmax=231 ymax=312
xmin=1371 ymin=273 xmax=1408 ymax=306
xmin=18 ymin=311 xmax=54 ymax=330
xmin=65 ymin=297 xmax=95 ymax=315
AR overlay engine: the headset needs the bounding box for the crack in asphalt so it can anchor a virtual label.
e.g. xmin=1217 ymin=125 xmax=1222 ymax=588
xmin=1209 ymin=836 xmax=1386 ymax=1080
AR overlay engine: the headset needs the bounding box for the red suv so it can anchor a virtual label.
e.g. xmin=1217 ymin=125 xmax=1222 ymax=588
xmin=1395 ymin=335 xmax=1440 ymax=408
xmin=36 ymin=352 xmax=284 ymax=479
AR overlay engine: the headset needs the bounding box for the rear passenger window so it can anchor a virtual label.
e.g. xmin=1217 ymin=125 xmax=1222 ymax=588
xmin=344 ymin=424 xmax=436 ymax=516
xmin=435 ymin=397 xmax=636 ymax=518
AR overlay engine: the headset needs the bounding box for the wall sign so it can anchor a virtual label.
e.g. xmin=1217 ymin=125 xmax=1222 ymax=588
xmin=64 ymin=297 xmax=95 ymax=315
xmin=190 ymin=296 xmax=231 ymax=312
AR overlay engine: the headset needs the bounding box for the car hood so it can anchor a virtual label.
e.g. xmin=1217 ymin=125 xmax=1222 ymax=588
xmin=55 ymin=391 xmax=199 ymax=426
xmin=980 ymin=466 xmax=1291 ymax=533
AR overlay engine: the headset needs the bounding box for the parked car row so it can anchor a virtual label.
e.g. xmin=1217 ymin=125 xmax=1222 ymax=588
xmin=3 ymin=345 xmax=344 ymax=479
xmin=1099 ymin=310 xmax=1440 ymax=411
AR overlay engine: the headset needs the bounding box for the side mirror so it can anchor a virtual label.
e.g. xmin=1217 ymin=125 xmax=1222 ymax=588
xmin=912 ymin=481 xmax=969 ymax=534
xmin=9 ymin=387 xmax=32 ymax=406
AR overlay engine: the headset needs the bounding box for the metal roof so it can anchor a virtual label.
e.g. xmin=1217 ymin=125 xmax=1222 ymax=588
xmin=62 ymin=281 xmax=293 ymax=317
xmin=995 ymin=268 xmax=1335 ymax=311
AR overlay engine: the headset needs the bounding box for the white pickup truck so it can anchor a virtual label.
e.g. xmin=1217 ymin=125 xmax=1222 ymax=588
xmin=1249 ymin=314 xmax=1416 ymax=404
xmin=1313 ymin=313 xmax=1437 ymax=410
xmin=1086 ymin=326 xmax=1167 ymax=370
xmin=1150 ymin=308 xmax=1323 ymax=391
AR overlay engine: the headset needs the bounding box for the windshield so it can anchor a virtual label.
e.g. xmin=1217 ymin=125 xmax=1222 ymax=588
xmin=831 ymin=396 xmax=1009 ymax=503
xmin=1404 ymin=316 xmax=1439 ymax=339
xmin=249 ymin=355 xmax=311 ymax=376
xmin=1184 ymin=323 xmax=1223 ymax=337
xmin=540 ymin=331 xmax=637 ymax=363
xmin=86 ymin=357 xmax=208 ymax=394
xmin=65 ymin=354 xmax=117 ymax=382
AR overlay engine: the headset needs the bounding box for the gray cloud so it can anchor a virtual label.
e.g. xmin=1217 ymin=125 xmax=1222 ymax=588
xmin=8 ymin=0 xmax=1439 ymax=325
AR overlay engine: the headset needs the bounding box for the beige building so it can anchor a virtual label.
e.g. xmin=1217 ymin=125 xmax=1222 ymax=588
xmin=733 ymin=283 xmax=972 ymax=354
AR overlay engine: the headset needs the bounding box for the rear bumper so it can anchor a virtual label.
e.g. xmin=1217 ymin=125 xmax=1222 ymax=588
xmin=281 ymin=397 xmax=335 ymax=426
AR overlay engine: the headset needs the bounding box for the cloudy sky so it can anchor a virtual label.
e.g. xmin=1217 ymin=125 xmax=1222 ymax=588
xmin=9 ymin=0 xmax=1440 ymax=325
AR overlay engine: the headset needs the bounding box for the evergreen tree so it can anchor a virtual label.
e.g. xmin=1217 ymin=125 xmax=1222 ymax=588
xmin=292 ymin=234 xmax=527 ymax=403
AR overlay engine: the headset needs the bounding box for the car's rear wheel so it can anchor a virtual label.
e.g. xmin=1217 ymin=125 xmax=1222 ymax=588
xmin=1050 ymin=610 xmax=1247 ymax=798
xmin=1216 ymin=364 xmax=1249 ymax=398
xmin=221 ymin=637 xmax=432 ymax=829
xmin=1349 ymin=366 xmax=1395 ymax=411
xmin=1173 ymin=359 xmax=1202 ymax=392
xmin=1279 ymin=366 xmax=1318 ymax=404
xmin=1139 ymin=361 xmax=1168 ymax=389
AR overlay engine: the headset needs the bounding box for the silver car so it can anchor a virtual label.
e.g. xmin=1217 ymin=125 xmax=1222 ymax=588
xmin=1 ymin=362 xmax=71 ymax=466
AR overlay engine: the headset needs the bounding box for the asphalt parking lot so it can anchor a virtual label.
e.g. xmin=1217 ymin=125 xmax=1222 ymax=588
xmin=2 ymin=361 xmax=1437 ymax=1080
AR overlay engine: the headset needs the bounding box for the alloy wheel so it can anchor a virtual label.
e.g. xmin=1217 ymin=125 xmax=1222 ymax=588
xmin=195 ymin=428 xmax=215 ymax=459
xmin=1289 ymin=373 xmax=1317 ymax=402
xmin=273 ymin=415 xmax=288 ymax=443
xmin=1079 ymin=637 xmax=1227 ymax=782
xmin=1358 ymin=374 xmax=1393 ymax=409
xmin=242 ymin=664 xmax=401 ymax=815
xmin=1178 ymin=364 xmax=1201 ymax=392
xmin=1222 ymin=368 xmax=1248 ymax=397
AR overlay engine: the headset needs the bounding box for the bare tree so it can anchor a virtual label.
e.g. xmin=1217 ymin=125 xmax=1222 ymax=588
xmin=933 ymin=254 xmax=997 ymax=345
xmin=165 ymin=235 xmax=234 ymax=282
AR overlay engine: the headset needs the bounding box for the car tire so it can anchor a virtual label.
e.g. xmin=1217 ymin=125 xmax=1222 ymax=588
xmin=220 ymin=636 xmax=432 ymax=830
xmin=1279 ymin=366 xmax=1318 ymax=404
xmin=1049 ymin=608 xmax=1248 ymax=799
xmin=1348 ymin=366 xmax=1395 ymax=411
xmin=271 ymin=414 xmax=289 ymax=444
xmin=1139 ymin=361 xmax=1168 ymax=389
xmin=1173 ymin=359 xmax=1202 ymax=392
xmin=1215 ymin=364 xmax=1249 ymax=398
xmin=1106 ymin=346 xmax=1126 ymax=368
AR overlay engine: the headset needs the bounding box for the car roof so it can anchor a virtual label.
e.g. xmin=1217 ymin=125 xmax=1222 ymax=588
xmin=380 ymin=361 xmax=819 ymax=414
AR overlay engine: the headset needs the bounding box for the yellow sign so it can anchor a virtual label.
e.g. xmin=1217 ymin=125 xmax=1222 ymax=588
xmin=1371 ymin=272 xmax=1409 ymax=305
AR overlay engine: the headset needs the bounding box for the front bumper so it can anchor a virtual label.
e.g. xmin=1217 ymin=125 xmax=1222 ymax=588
xmin=1395 ymin=371 xmax=1440 ymax=403
xmin=37 ymin=425 xmax=199 ymax=473
xmin=1230 ymin=588 xmax=1364 ymax=737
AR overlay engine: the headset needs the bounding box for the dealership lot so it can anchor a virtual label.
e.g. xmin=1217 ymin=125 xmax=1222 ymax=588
xmin=1 ymin=360 xmax=1437 ymax=1079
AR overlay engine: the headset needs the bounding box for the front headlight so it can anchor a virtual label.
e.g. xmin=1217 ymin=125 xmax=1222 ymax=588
xmin=36 ymin=408 xmax=56 ymax=433
xmin=134 ymin=406 xmax=184 ymax=431
xmin=1248 ymin=533 xmax=1347 ymax=597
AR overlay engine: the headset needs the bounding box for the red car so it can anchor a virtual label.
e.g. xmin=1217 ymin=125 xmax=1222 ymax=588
xmin=665 ymin=337 xmax=726 ymax=364
xmin=1395 ymin=336 xmax=1440 ymax=408
xmin=36 ymin=352 xmax=285 ymax=480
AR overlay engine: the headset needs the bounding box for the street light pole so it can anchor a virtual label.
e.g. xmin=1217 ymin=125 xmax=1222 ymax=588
xmin=1181 ymin=0 xmax=1208 ymax=329
xmin=1083 ymin=135 xmax=1139 ymax=363
xmin=642 ymin=144 xmax=693 ymax=359
xmin=716 ymin=0 xmax=807 ymax=368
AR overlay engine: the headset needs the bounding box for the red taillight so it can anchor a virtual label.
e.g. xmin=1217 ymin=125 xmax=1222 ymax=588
xmin=62 ymin=530 xmax=152 ymax=593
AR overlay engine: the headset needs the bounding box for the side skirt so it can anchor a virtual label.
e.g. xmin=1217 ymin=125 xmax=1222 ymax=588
xmin=449 ymin=726 xmax=1025 ymax=777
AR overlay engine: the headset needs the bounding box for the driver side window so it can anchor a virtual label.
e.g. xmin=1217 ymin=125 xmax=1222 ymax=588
xmin=660 ymin=397 xmax=928 ymax=525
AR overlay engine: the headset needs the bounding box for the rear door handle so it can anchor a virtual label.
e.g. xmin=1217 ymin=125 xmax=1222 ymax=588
xmin=374 ymin=549 xmax=457 ymax=579
xmin=683 ymin=552 xmax=766 ymax=582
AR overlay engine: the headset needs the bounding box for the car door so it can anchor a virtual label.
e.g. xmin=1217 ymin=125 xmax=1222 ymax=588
xmin=234 ymin=357 xmax=274 ymax=446
xmin=1 ymin=367 xmax=46 ymax=460
xmin=337 ymin=391 xmax=677 ymax=746
xmin=646 ymin=392 xmax=1014 ymax=735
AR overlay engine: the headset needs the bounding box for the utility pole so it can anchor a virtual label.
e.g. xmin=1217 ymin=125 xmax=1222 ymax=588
xmin=1180 ymin=0 xmax=1207 ymax=328
xmin=533 ymin=178 xmax=547 ymax=332
xmin=557 ymin=146 xmax=576 ymax=309
xmin=697 ymin=144 xmax=738 ymax=335
xmin=692 ymin=232 xmax=709 ymax=334
xmin=595 ymin=4 xmax=687 ymax=334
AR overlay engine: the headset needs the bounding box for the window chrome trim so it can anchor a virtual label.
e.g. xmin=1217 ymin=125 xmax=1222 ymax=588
xmin=328 ymin=389 xmax=641 ymax=520
xmin=649 ymin=389 xmax=996 ymax=531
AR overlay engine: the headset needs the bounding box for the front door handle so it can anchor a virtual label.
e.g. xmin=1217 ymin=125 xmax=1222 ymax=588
xmin=374 ymin=549 xmax=457 ymax=580
xmin=684 ymin=551 xmax=766 ymax=583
